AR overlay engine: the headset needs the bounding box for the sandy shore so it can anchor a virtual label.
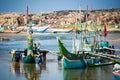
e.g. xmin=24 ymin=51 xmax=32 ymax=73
xmin=107 ymin=28 xmax=120 ymax=32
xmin=0 ymin=28 xmax=120 ymax=36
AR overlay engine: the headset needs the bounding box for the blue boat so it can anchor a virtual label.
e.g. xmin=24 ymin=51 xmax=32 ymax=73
xmin=48 ymin=28 xmax=73 ymax=33
xmin=33 ymin=26 xmax=49 ymax=33
xmin=57 ymin=38 xmax=102 ymax=69
xmin=62 ymin=57 xmax=85 ymax=69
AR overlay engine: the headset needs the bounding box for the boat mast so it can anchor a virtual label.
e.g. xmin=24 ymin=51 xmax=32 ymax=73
xmin=72 ymin=10 xmax=77 ymax=53
xmin=79 ymin=4 xmax=82 ymax=51
xmin=26 ymin=5 xmax=34 ymax=56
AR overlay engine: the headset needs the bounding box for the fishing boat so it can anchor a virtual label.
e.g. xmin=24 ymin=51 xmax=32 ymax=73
xmin=57 ymin=38 xmax=102 ymax=69
xmin=113 ymin=64 xmax=120 ymax=76
xmin=48 ymin=28 xmax=73 ymax=33
xmin=10 ymin=5 xmax=49 ymax=64
xmin=113 ymin=70 xmax=120 ymax=76
xmin=16 ymin=26 xmax=24 ymax=31
xmin=32 ymin=25 xmax=49 ymax=33
xmin=3 ymin=28 xmax=22 ymax=33
xmin=10 ymin=48 xmax=48 ymax=63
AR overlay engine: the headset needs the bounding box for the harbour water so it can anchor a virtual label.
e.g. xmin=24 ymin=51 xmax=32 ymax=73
xmin=0 ymin=32 xmax=120 ymax=80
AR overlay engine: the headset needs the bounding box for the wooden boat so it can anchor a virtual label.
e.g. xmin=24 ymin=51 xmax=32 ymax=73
xmin=22 ymin=53 xmax=35 ymax=63
xmin=10 ymin=49 xmax=48 ymax=63
xmin=21 ymin=49 xmax=48 ymax=64
xmin=113 ymin=64 xmax=120 ymax=76
xmin=16 ymin=26 xmax=24 ymax=31
xmin=3 ymin=28 xmax=21 ymax=33
xmin=113 ymin=70 xmax=120 ymax=76
xmin=57 ymin=38 xmax=115 ymax=68
xmin=32 ymin=26 xmax=49 ymax=33
xmin=10 ymin=5 xmax=50 ymax=64
xmin=57 ymin=38 xmax=102 ymax=69
xmin=48 ymin=28 xmax=73 ymax=33
xmin=62 ymin=56 xmax=102 ymax=69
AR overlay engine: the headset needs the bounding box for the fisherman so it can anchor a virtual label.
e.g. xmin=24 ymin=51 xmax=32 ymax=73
xmin=33 ymin=43 xmax=38 ymax=55
xmin=33 ymin=43 xmax=43 ymax=64
xmin=111 ymin=45 xmax=115 ymax=55
xmin=24 ymin=48 xmax=27 ymax=56
xmin=108 ymin=46 xmax=111 ymax=54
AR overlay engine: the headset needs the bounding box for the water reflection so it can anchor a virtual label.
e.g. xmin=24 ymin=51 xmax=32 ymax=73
xmin=63 ymin=69 xmax=84 ymax=80
xmin=10 ymin=62 xmax=46 ymax=80
xmin=62 ymin=66 xmax=114 ymax=80
xmin=10 ymin=62 xmax=21 ymax=77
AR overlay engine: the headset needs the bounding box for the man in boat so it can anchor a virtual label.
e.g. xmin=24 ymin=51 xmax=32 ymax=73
xmin=33 ymin=43 xmax=43 ymax=63
xmin=33 ymin=43 xmax=38 ymax=54
xmin=111 ymin=45 xmax=115 ymax=55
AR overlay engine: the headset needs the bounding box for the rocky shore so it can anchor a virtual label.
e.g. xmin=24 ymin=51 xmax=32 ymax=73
xmin=0 ymin=8 xmax=120 ymax=29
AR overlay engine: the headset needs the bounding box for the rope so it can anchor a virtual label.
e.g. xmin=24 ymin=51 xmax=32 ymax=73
xmin=103 ymin=47 xmax=120 ymax=52
xmin=48 ymin=50 xmax=59 ymax=56
xmin=90 ymin=53 xmax=120 ymax=63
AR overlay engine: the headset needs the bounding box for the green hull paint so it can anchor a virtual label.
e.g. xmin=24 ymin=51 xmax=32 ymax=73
xmin=57 ymin=38 xmax=114 ymax=69
xmin=22 ymin=54 xmax=35 ymax=64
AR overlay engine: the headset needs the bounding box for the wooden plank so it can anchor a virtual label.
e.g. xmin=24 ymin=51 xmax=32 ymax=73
xmin=89 ymin=53 xmax=120 ymax=63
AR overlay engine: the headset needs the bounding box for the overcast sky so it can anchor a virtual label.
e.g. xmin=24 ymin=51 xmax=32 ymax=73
xmin=0 ymin=0 xmax=120 ymax=13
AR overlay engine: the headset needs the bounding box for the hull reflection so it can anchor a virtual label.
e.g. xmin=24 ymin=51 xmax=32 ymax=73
xmin=62 ymin=66 xmax=114 ymax=80
xmin=10 ymin=62 xmax=46 ymax=80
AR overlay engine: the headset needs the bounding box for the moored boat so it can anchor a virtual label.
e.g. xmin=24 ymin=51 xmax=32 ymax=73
xmin=113 ymin=64 xmax=120 ymax=76
xmin=10 ymin=5 xmax=49 ymax=64
xmin=57 ymin=38 xmax=102 ymax=69
xmin=3 ymin=28 xmax=22 ymax=33
xmin=48 ymin=28 xmax=73 ymax=33
xmin=10 ymin=48 xmax=49 ymax=63
xmin=113 ymin=70 xmax=120 ymax=76
xmin=32 ymin=25 xmax=49 ymax=33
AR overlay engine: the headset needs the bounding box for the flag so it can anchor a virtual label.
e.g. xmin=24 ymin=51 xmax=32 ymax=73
xmin=103 ymin=23 xmax=107 ymax=37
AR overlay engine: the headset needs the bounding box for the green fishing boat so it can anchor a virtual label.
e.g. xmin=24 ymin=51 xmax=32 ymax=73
xmin=57 ymin=38 xmax=102 ymax=69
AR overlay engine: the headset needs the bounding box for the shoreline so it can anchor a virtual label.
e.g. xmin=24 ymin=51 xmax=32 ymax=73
xmin=0 ymin=28 xmax=120 ymax=35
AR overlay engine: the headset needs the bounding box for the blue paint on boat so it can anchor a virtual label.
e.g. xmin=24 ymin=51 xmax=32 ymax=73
xmin=34 ymin=27 xmax=49 ymax=33
xmin=62 ymin=58 xmax=86 ymax=69
xmin=62 ymin=57 xmax=101 ymax=69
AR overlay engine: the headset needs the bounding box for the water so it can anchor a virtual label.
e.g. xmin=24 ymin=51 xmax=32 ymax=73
xmin=0 ymin=32 xmax=120 ymax=80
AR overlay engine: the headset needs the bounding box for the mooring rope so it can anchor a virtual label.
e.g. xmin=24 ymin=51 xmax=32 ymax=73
xmin=103 ymin=47 xmax=120 ymax=52
xmin=48 ymin=50 xmax=59 ymax=56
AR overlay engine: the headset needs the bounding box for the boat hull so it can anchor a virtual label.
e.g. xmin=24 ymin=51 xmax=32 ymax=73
xmin=113 ymin=70 xmax=120 ymax=76
xmin=33 ymin=26 xmax=49 ymax=33
xmin=62 ymin=57 xmax=101 ymax=69
xmin=49 ymin=28 xmax=73 ymax=33
xmin=22 ymin=54 xmax=35 ymax=63
xmin=62 ymin=58 xmax=85 ymax=69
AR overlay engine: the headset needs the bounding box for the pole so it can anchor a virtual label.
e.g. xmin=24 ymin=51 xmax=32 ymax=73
xmin=79 ymin=4 xmax=82 ymax=51
xmin=26 ymin=5 xmax=34 ymax=56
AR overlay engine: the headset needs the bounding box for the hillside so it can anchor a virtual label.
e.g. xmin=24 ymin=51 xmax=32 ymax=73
xmin=0 ymin=8 xmax=120 ymax=29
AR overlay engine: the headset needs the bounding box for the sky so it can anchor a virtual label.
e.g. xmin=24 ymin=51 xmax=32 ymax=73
xmin=0 ymin=0 xmax=120 ymax=13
